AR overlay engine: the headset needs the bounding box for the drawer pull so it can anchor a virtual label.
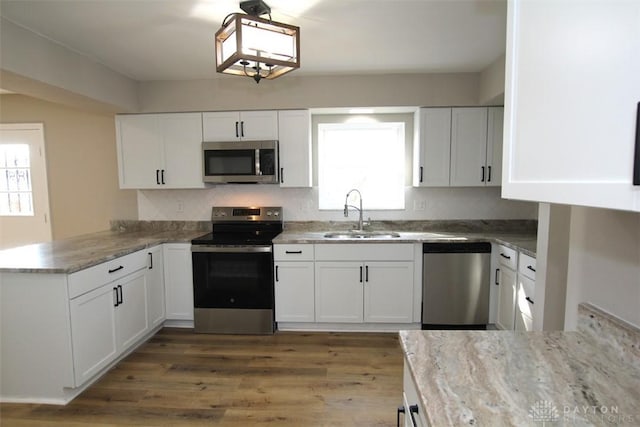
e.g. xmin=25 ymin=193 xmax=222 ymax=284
xmin=285 ymin=250 xmax=303 ymax=254
xmin=527 ymin=265 xmax=536 ymax=273
xmin=495 ymin=268 xmax=500 ymax=285
xmin=526 ymin=296 xmax=534 ymax=305
xmin=633 ymin=101 xmax=639 ymax=185
xmin=397 ymin=406 xmax=405 ymax=427
xmin=409 ymin=404 xmax=420 ymax=427
xmin=500 ymin=253 xmax=511 ymax=260
xmin=108 ymin=265 xmax=124 ymax=274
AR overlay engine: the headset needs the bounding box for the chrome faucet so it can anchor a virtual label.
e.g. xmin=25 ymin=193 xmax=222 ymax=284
xmin=344 ymin=189 xmax=364 ymax=231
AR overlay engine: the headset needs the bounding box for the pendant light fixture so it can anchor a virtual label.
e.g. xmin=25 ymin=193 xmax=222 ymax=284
xmin=215 ymin=0 xmax=300 ymax=83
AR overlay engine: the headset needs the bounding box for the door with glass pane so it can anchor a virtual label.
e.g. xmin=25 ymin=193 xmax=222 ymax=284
xmin=0 ymin=124 xmax=51 ymax=249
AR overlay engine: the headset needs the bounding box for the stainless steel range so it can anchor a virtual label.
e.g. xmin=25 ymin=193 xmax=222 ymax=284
xmin=191 ymin=206 xmax=283 ymax=334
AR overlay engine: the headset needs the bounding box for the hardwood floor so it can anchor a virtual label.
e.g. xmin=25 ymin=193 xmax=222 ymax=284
xmin=0 ymin=329 xmax=403 ymax=426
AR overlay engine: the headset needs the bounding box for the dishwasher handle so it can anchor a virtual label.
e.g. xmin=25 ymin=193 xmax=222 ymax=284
xmin=423 ymin=242 xmax=491 ymax=253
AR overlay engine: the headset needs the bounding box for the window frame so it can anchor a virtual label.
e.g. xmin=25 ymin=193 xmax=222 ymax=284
xmin=312 ymin=112 xmax=415 ymax=211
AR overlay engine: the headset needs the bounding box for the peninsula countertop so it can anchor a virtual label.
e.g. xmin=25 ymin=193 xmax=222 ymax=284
xmin=0 ymin=229 xmax=207 ymax=274
xmin=400 ymin=303 xmax=640 ymax=426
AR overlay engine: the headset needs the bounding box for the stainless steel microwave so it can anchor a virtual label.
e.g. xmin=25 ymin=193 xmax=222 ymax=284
xmin=202 ymin=140 xmax=279 ymax=184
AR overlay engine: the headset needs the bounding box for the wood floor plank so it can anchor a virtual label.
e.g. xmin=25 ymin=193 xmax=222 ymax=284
xmin=0 ymin=329 xmax=403 ymax=426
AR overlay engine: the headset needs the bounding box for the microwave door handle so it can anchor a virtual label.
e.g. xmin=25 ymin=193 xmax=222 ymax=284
xmin=255 ymin=148 xmax=261 ymax=176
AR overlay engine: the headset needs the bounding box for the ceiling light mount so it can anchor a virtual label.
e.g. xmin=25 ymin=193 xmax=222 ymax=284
xmin=239 ymin=0 xmax=271 ymax=18
xmin=215 ymin=0 xmax=300 ymax=84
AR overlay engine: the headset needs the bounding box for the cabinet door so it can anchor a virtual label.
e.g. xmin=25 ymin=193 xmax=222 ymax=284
xmin=315 ymin=262 xmax=363 ymax=323
xmin=115 ymin=269 xmax=148 ymax=351
xmin=116 ymin=115 xmax=163 ymax=189
xmin=163 ymin=244 xmax=194 ymax=321
xmin=414 ymin=108 xmax=451 ymax=187
xmin=146 ymin=246 xmax=165 ymax=329
xmin=485 ymin=107 xmax=503 ymax=187
xmin=496 ymin=267 xmax=517 ymax=330
xmin=274 ymin=261 xmax=315 ymax=322
xmin=239 ymin=111 xmax=278 ymax=140
xmin=161 ymin=113 xmax=205 ymax=189
xmin=504 ymin=0 xmax=640 ymax=212
xmin=69 ymin=283 xmax=118 ymax=386
xmin=364 ymin=262 xmax=414 ymax=323
xmin=278 ymin=110 xmax=312 ymax=187
xmin=202 ymin=111 xmax=241 ymax=141
xmin=450 ymin=108 xmax=488 ymax=187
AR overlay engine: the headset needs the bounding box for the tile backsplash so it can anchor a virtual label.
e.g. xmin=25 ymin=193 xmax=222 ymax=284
xmin=137 ymin=186 xmax=537 ymax=222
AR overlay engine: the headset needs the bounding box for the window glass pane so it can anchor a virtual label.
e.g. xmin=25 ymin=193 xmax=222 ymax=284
xmin=0 ymin=144 xmax=34 ymax=216
xmin=318 ymin=122 xmax=405 ymax=210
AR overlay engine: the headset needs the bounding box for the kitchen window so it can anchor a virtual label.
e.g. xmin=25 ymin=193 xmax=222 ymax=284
xmin=317 ymin=119 xmax=406 ymax=210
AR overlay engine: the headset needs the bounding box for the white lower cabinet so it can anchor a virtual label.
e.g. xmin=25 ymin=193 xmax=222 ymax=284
xmin=315 ymin=261 xmax=364 ymax=322
xmin=493 ymin=244 xmax=537 ymax=331
xmin=494 ymin=245 xmax=517 ymax=331
xmin=274 ymin=262 xmax=315 ymax=322
xmin=163 ymin=243 xmax=194 ymax=322
xmin=364 ymin=262 xmax=414 ymax=323
xmin=515 ymin=253 xmax=536 ymax=331
xmin=314 ymin=244 xmax=415 ymax=325
xmin=401 ymin=362 xmax=429 ymax=427
xmin=146 ymin=245 xmax=165 ymax=329
xmin=69 ymin=254 xmax=149 ymax=387
xmin=69 ymin=282 xmax=119 ymax=386
xmin=114 ymin=270 xmax=149 ymax=350
xmin=274 ymin=244 xmax=315 ymax=322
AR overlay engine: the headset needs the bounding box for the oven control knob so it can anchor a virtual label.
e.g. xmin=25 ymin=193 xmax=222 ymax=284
xmin=266 ymin=211 xmax=272 ymax=216
xmin=274 ymin=211 xmax=280 ymax=217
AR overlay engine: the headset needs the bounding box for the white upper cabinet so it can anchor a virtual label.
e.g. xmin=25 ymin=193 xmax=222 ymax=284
xmin=414 ymin=106 xmax=503 ymax=188
xmin=278 ymin=110 xmax=312 ymax=187
xmin=202 ymin=110 xmax=278 ymax=141
xmin=414 ymin=108 xmax=452 ymax=187
xmin=116 ymin=113 xmax=205 ymax=189
xmin=503 ymin=0 xmax=640 ymax=211
xmin=450 ymin=108 xmax=489 ymax=187
xmin=486 ymin=107 xmax=504 ymax=187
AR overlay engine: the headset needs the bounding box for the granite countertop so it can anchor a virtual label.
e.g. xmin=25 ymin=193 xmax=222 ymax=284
xmin=400 ymin=303 xmax=640 ymax=426
xmin=274 ymin=230 xmax=538 ymax=257
xmin=0 ymin=229 xmax=207 ymax=274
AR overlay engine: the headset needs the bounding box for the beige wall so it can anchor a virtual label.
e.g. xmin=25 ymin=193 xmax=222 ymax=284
xmin=0 ymin=94 xmax=137 ymax=239
xmin=138 ymin=73 xmax=481 ymax=113
xmin=479 ymin=54 xmax=505 ymax=105
xmin=564 ymin=207 xmax=640 ymax=329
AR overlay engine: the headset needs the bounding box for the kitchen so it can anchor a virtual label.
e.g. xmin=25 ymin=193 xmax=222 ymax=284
xmin=1 ymin=0 xmax=639 ymax=425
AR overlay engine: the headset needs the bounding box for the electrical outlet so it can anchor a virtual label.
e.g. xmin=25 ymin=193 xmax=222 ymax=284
xmin=177 ymin=200 xmax=184 ymax=213
xmin=414 ymin=199 xmax=426 ymax=211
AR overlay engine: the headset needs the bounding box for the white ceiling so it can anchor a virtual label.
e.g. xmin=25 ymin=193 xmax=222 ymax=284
xmin=0 ymin=0 xmax=507 ymax=81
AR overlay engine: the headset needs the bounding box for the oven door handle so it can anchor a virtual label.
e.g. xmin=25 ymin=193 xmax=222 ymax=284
xmin=191 ymin=245 xmax=273 ymax=253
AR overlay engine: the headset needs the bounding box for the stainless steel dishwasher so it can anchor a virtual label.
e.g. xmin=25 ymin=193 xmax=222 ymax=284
xmin=422 ymin=242 xmax=491 ymax=329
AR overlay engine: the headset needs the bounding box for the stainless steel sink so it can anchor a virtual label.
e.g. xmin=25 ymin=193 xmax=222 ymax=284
xmin=323 ymin=231 xmax=401 ymax=239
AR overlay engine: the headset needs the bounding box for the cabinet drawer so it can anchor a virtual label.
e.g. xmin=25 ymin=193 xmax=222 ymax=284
xmin=518 ymin=253 xmax=537 ymax=280
xmin=68 ymin=249 xmax=149 ymax=299
xmin=274 ymin=244 xmax=314 ymax=261
xmin=496 ymin=245 xmax=517 ymax=270
xmin=314 ymin=244 xmax=414 ymax=261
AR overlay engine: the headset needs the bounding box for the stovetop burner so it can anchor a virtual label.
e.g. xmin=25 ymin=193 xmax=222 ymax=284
xmin=191 ymin=206 xmax=283 ymax=246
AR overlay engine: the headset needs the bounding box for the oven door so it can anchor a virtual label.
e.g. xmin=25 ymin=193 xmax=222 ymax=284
xmin=202 ymin=141 xmax=278 ymax=183
xmin=191 ymin=245 xmax=274 ymax=310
